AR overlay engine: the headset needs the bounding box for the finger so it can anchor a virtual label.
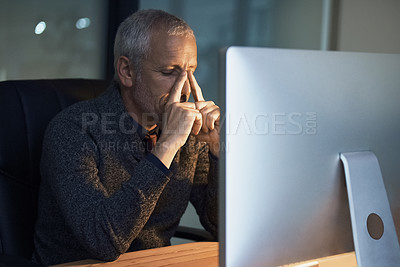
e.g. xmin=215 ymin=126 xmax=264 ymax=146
xmin=188 ymin=71 xmax=205 ymax=102
xmin=200 ymin=106 xmax=220 ymax=133
xmin=206 ymin=108 xmax=220 ymax=130
xmin=199 ymin=103 xmax=220 ymax=131
xmin=195 ymin=101 xmax=207 ymax=111
xmin=178 ymin=102 xmax=196 ymax=109
xmin=197 ymin=101 xmax=215 ymax=111
xmin=168 ymin=71 xmax=187 ymax=104
xmin=199 ymin=102 xmax=218 ymax=113
xmin=191 ymin=111 xmax=202 ymax=135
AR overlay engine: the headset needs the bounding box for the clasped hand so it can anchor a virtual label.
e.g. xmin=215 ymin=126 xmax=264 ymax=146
xmin=155 ymin=70 xmax=220 ymax=164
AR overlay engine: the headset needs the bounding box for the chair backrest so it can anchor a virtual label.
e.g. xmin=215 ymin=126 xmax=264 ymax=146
xmin=0 ymin=79 xmax=109 ymax=259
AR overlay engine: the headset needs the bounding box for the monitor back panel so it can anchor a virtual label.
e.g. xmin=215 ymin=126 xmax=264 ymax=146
xmin=220 ymin=47 xmax=400 ymax=266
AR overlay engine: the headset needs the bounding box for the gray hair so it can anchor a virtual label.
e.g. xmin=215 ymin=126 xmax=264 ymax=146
xmin=113 ymin=9 xmax=195 ymax=82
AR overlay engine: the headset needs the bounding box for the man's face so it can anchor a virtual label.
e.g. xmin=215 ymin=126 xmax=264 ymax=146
xmin=131 ymin=29 xmax=197 ymax=125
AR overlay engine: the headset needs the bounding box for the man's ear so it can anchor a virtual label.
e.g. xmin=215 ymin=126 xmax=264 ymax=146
xmin=117 ymin=56 xmax=135 ymax=88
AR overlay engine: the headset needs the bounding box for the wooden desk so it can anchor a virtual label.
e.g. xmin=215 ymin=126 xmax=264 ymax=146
xmin=53 ymin=242 xmax=357 ymax=267
xmin=53 ymin=242 xmax=219 ymax=267
xmin=282 ymin=252 xmax=357 ymax=267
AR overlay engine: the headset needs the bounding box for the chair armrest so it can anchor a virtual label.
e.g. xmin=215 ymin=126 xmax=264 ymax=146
xmin=173 ymin=226 xmax=216 ymax=242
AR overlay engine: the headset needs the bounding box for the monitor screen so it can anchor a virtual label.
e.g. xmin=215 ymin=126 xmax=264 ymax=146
xmin=219 ymin=47 xmax=400 ymax=266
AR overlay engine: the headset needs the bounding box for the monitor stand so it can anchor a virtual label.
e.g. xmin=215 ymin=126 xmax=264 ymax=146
xmin=340 ymin=151 xmax=400 ymax=267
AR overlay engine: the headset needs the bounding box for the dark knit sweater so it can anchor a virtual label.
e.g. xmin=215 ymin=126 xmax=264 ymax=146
xmin=32 ymin=82 xmax=218 ymax=266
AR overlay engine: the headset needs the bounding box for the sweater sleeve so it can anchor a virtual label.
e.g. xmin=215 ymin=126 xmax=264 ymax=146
xmin=189 ymin=142 xmax=218 ymax=239
xmin=40 ymin=118 xmax=171 ymax=261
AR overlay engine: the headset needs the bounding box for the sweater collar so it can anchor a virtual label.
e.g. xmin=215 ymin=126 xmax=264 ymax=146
xmin=98 ymin=80 xmax=157 ymax=141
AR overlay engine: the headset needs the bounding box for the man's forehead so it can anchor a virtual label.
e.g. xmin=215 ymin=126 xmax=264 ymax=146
xmin=147 ymin=30 xmax=197 ymax=67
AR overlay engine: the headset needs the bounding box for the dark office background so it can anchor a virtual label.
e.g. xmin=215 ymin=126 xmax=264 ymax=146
xmin=1 ymin=0 xmax=399 ymax=240
xmin=1 ymin=0 xmax=399 ymax=102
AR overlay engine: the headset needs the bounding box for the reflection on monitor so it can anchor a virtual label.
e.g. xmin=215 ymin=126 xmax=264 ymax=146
xmin=219 ymin=47 xmax=400 ymax=266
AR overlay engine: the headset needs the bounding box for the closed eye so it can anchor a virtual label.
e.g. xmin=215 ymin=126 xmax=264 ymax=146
xmin=161 ymin=70 xmax=177 ymax=76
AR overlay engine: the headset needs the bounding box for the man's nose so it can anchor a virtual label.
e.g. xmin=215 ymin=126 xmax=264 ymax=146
xmin=180 ymin=79 xmax=190 ymax=102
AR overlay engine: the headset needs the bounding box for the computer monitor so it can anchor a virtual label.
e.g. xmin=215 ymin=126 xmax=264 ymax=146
xmin=219 ymin=47 xmax=400 ymax=266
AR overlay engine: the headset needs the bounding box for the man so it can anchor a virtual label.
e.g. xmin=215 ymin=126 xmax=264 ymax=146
xmin=32 ymin=9 xmax=219 ymax=266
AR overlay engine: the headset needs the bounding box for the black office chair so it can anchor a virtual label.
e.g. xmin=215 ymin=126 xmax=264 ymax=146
xmin=0 ymin=79 xmax=109 ymax=266
xmin=0 ymin=79 xmax=213 ymax=267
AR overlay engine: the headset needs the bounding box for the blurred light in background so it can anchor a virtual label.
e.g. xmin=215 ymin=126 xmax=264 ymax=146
xmin=76 ymin=17 xmax=91 ymax=29
xmin=34 ymin=21 xmax=47 ymax=34
xmin=0 ymin=0 xmax=107 ymax=81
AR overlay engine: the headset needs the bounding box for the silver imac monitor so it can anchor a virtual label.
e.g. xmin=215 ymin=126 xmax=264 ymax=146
xmin=219 ymin=47 xmax=400 ymax=266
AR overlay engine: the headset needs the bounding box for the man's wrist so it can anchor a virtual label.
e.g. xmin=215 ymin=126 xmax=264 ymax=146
xmin=152 ymin=140 xmax=180 ymax=169
xmin=145 ymin=153 xmax=173 ymax=176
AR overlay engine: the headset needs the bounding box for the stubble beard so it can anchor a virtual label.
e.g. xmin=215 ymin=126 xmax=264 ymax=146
xmin=133 ymin=74 xmax=163 ymax=127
